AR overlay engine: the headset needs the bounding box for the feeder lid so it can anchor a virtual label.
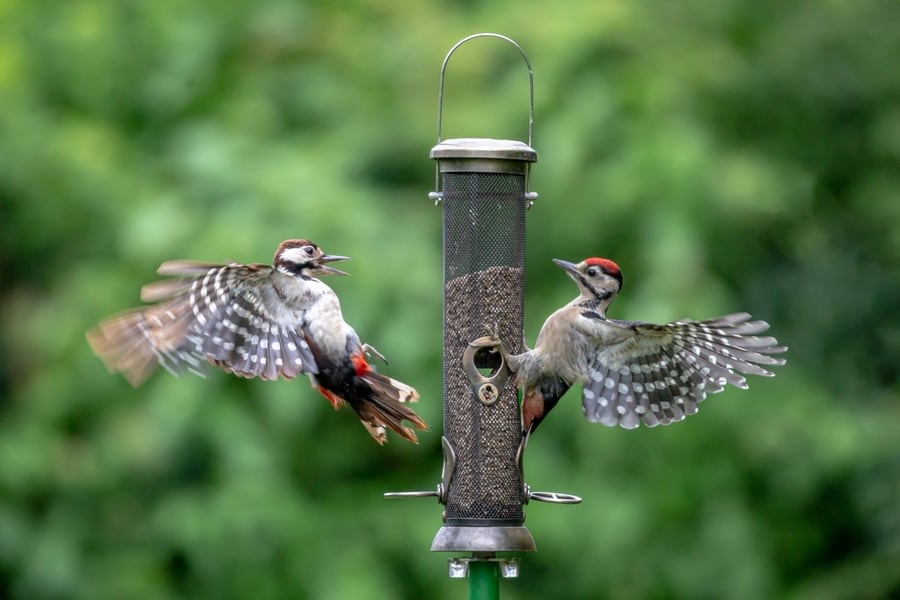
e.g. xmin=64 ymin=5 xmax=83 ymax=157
xmin=430 ymin=138 xmax=537 ymax=162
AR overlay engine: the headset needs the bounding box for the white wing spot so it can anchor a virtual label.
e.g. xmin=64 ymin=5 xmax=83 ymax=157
xmin=271 ymin=341 xmax=281 ymax=352
xmin=618 ymin=383 xmax=629 ymax=394
xmin=604 ymin=378 xmax=616 ymax=389
xmin=287 ymin=342 xmax=297 ymax=352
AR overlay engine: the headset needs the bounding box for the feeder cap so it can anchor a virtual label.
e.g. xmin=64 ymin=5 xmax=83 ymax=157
xmin=430 ymin=138 xmax=537 ymax=162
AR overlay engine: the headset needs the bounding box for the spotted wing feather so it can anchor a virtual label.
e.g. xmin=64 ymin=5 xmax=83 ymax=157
xmin=581 ymin=312 xmax=786 ymax=429
xmin=87 ymin=261 xmax=317 ymax=386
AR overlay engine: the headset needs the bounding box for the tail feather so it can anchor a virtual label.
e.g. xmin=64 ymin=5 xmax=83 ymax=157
xmin=352 ymin=371 xmax=427 ymax=444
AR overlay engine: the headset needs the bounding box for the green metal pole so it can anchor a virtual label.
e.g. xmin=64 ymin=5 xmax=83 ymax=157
xmin=469 ymin=557 xmax=500 ymax=600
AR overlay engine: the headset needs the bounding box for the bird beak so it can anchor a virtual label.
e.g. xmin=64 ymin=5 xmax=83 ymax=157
xmin=552 ymin=258 xmax=580 ymax=279
xmin=316 ymin=254 xmax=350 ymax=276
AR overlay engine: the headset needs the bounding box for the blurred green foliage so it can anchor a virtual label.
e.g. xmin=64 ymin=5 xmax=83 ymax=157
xmin=1 ymin=0 xmax=898 ymax=598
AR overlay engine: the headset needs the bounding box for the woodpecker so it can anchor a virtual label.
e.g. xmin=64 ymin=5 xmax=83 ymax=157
xmin=86 ymin=239 xmax=427 ymax=444
xmin=487 ymin=257 xmax=786 ymax=438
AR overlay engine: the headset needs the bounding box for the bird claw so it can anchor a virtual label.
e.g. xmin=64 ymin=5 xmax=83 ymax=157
xmin=468 ymin=335 xmax=521 ymax=374
xmin=362 ymin=343 xmax=388 ymax=365
xmin=469 ymin=335 xmax=503 ymax=349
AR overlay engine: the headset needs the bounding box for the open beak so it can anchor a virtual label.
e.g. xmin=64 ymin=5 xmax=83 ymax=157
xmin=552 ymin=258 xmax=580 ymax=279
xmin=316 ymin=254 xmax=350 ymax=276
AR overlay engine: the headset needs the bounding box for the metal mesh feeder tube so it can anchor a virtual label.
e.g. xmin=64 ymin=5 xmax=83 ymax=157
xmin=422 ymin=33 xmax=539 ymax=556
xmin=431 ymin=137 xmax=537 ymax=553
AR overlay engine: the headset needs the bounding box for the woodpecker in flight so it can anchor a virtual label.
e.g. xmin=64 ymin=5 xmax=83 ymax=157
xmin=481 ymin=257 xmax=785 ymax=439
xmin=86 ymin=239 xmax=427 ymax=444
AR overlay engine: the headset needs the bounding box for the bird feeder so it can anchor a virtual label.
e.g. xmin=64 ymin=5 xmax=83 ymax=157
xmin=387 ymin=33 xmax=580 ymax=594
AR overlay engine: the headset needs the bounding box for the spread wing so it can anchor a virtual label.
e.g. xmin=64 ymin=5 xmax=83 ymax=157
xmin=579 ymin=312 xmax=786 ymax=429
xmin=86 ymin=261 xmax=317 ymax=386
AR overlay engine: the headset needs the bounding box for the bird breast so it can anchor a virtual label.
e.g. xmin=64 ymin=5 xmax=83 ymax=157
xmin=529 ymin=306 xmax=592 ymax=385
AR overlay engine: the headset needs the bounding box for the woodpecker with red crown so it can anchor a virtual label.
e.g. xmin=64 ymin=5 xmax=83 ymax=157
xmin=87 ymin=239 xmax=427 ymax=444
xmin=478 ymin=257 xmax=786 ymax=440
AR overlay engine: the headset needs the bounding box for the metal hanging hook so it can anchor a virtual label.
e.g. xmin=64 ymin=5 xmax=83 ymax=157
xmin=435 ymin=32 xmax=535 ymax=146
xmin=431 ymin=33 xmax=537 ymax=204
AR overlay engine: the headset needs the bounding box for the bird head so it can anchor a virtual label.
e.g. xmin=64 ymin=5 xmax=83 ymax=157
xmin=553 ymin=257 xmax=623 ymax=306
xmin=274 ymin=239 xmax=349 ymax=278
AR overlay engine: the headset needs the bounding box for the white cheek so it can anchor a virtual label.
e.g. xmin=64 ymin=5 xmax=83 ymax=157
xmin=280 ymin=248 xmax=310 ymax=264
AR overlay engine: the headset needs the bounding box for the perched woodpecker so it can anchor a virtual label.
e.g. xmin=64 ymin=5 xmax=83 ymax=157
xmin=491 ymin=257 xmax=786 ymax=438
xmin=86 ymin=239 xmax=427 ymax=444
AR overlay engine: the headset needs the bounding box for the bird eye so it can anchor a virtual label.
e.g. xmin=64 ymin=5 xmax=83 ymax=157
xmin=586 ymin=267 xmax=599 ymax=277
xmin=302 ymin=245 xmax=316 ymax=256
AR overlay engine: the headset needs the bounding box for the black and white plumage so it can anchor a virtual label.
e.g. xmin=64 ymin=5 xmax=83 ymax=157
xmin=86 ymin=239 xmax=427 ymax=444
xmin=501 ymin=257 xmax=786 ymax=437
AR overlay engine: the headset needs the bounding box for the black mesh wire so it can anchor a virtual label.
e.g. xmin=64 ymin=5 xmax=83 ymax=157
xmin=442 ymin=171 xmax=527 ymax=525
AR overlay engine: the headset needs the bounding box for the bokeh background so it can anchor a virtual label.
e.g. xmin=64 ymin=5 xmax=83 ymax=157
xmin=2 ymin=0 xmax=898 ymax=598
